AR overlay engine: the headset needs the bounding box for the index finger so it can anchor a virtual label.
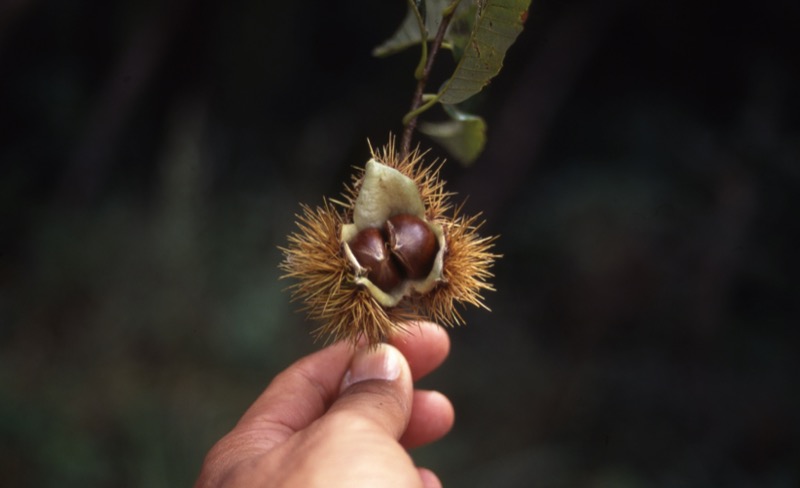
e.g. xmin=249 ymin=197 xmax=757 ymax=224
xmin=390 ymin=321 xmax=450 ymax=381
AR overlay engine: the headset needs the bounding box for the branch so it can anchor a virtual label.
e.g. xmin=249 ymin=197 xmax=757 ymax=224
xmin=400 ymin=0 xmax=461 ymax=161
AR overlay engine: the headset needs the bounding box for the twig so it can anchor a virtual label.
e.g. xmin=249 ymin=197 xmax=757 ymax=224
xmin=400 ymin=1 xmax=461 ymax=161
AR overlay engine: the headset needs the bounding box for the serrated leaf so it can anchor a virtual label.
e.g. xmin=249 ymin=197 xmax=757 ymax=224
xmin=373 ymin=0 xmax=470 ymax=57
xmin=438 ymin=0 xmax=531 ymax=105
xmin=419 ymin=105 xmax=487 ymax=165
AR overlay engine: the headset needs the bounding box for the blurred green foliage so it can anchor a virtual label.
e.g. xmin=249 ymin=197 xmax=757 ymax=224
xmin=1 ymin=0 xmax=798 ymax=487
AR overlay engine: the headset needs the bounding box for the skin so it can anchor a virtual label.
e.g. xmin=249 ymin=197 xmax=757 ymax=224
xmin=195 ymin=321 xmax=454 ymax=488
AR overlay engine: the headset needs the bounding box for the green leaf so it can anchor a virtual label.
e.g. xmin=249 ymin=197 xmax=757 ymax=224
xmin=373 ymin=0 xmax=470 ymax=57
xmin=446 ymin=2 xmax=478 ymax=61
xmin=419 ymin=104 xmax=487 ymax=165
xmin=438 ymin=0 xmax=531 ymax=105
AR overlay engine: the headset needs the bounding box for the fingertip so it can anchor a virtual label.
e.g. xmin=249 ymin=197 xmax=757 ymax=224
xmin=391 ymin=321 xmax=450 ymax=381
xmin=418 ymin=467 xmax=443 ymax=488
xmin=403 ymin=320 xmax=450 ymax=346
xmin=340 ymin=343 xmax=404 ymax=391
xmin=401 ymin=389 xmax=455 ymax=449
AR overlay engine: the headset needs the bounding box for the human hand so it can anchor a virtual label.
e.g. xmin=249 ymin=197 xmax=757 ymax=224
xmin=195 ymin=321 xmax=454 ymax=487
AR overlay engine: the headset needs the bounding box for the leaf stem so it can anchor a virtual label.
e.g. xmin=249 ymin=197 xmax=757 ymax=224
xmin=408 ymin=0 xmax=428 ymax=80
xmin=402 ymin=93 xmax=441 ymax=125
xmin=400 ymin=0 xmax=462 ymax=161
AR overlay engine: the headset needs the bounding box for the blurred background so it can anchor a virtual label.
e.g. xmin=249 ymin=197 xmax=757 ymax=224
xmin=1 ymin=0 xmax=798 ymax=486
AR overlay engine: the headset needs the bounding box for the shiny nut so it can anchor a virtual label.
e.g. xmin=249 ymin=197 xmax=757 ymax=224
xmin=386 ymin=214 xmax=439 ymax=280
xmin=349 ymin=227 xmax=402 ymax=292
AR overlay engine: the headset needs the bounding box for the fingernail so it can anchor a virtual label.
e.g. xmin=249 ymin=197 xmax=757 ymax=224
xmin=341 ymin=344 xmax=402 ymax=390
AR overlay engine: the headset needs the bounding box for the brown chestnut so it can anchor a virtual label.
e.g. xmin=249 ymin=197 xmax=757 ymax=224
xmin=349 ymin=227 xmax=402 ymax=293
xmin=386 ymin=214 xmax=439 ymax=280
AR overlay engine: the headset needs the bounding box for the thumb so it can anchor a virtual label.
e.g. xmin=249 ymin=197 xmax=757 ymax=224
xmin=326 ymin=343 xmax=414 ymax=440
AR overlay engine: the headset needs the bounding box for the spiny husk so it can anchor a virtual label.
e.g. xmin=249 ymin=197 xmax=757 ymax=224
xmin=280 ymin=136 xmax=499 ymax=346
xmin=425 ymin=208 xmax=498 ymax=326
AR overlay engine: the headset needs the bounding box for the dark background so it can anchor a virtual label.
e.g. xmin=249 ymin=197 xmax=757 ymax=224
xmin=1 ymin=0 xmax=798 ymax=486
